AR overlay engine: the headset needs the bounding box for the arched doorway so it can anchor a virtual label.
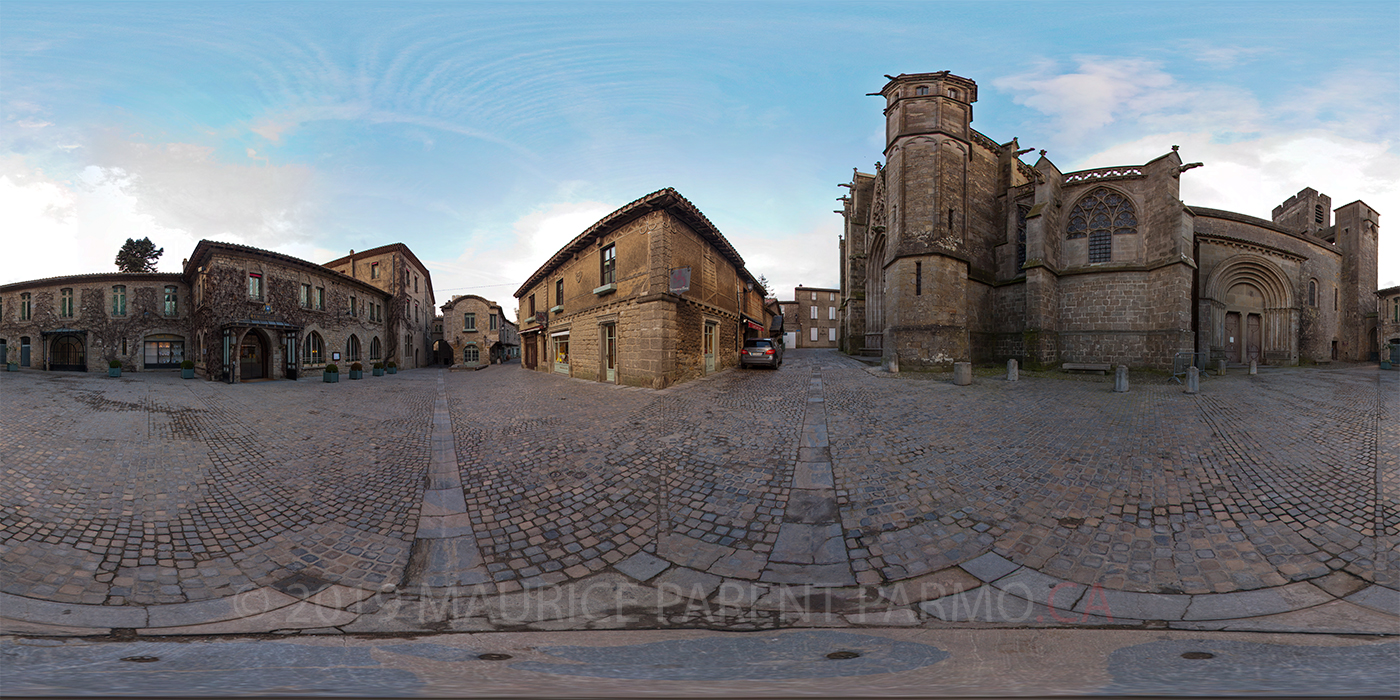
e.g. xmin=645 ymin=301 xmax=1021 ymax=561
xmin=866 ymin=233 xmax=887 ymax=352
xmin=432 ymin=339 xmax=453 ymax=365
xmin=50 ymin=334 xmax=86 ymax=371
xmin=1203 ymin=255 xmax=1296 ymax=365
xmin=239 ymin=331 xmax=269 ymax=380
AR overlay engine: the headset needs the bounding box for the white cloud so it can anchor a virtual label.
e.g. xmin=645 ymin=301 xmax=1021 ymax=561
xmin=995 ymin=57 xmax=1262 ymax=144
xmin=87 ymin=132 xmax=319 ymax=247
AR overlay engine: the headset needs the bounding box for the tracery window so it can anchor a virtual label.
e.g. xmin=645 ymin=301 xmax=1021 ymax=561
xmin=1016 ymin=205 xmax=1029 ymax=272
xmin=1067 ymin=187 xmax=1137 ymax=264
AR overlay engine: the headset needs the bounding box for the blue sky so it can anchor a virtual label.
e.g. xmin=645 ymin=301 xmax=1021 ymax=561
xmin=4 ymin=1 xmax=1398 ymax=307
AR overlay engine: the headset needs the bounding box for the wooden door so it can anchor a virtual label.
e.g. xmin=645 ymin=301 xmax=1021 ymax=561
xmin=1246 ymin=314 xmax=1262 ymax=363
xmin=524 ymin=336 xmax=537 ymax=369
xmin=1224 ymin=312 xmax=1240 ymax=363
xmin=703 ymin=322 xmax=717 ymax=373
xmin=602 ymin=324 xmax=616 ymax=383
xmin=240 ymin=333 xmax=265 ymax=380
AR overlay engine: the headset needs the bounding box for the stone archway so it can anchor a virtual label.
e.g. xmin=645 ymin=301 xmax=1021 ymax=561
xmin=1202 ymin=254 xmax=1296 ymax=364
xmin=238 ymin=330 xmax=270 ymax=380
xmin=866 ymin=233 xmax=887 ymax=352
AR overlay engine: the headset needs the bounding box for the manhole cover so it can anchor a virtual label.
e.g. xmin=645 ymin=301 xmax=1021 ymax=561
xmin=826 ymin=651 xmax=861 ymax=660
xmin=1181 ymin=651 xmax=1215 ymax=660
xmin=120 ymin=656 xmax=160 ymax=663
xmin=478 ymin=653 xmax=513 ymax=661
xmin=272 ymin=572 xmax=333 ymax=598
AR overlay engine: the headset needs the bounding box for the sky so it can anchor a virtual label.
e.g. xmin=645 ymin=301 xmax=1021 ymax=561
xmin=3 ymin=1 xmax=1398 ymax=316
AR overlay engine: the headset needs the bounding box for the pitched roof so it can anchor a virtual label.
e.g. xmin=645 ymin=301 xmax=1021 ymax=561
xmin=0 ymin=271 xmax=183 ymax=293
xmin=322 ymin=243 xmax=434 ymax=292
xmin=184 ymin=240 xmax=388 ymax=297
xmin=514 ymin=187 xmax=757 ymax=298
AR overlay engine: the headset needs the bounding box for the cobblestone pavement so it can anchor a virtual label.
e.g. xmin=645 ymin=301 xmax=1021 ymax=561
xmin=1 ymin=352 xmax=1395 ymax=636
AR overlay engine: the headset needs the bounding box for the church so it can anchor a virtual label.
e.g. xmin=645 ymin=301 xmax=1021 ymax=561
xmin=838 ymin=71 xmax=1381 ymax=370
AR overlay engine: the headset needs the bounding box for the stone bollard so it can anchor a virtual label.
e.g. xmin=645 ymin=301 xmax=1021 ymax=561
xmin=1217 ymin=359 xmax=1227 ymax=376
xmin=1007 ymin=358 xmax=1019 ymax=381
xmin=1249 ymin=360 xmax=1257 ymax=375
xmin=953 ymin=361 xmax=972 ymax=386
xmin=1113 ymin=364 xmax=1129 ymax=393
xmin=1185 ymin=366 xmax=1199 ymax=394
xmin=887 ymin=354 xmax=900 ymax=374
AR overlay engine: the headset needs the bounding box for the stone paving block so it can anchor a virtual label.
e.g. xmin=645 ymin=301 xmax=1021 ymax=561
xmin=1311 ymin=571 xmax=1369 ymax=599
xmin=844 ymin=609 xmax=921 ymax=626
xmin=1344 ymin=585 xmax=1400 ymax=615
xmin=613 ymin=552 xmax=671 ymax=582
xmin=783 ymin=490 xmax=838 ymax=524
xmin=0 ymin=591 xmax=147 ymax=628
xmin=920 ymin=587 xmax=1128 ymax=626
xmin=991 ymin=567 xmax=1087 ymax=610
xmin=1072 ymin=588 xmax=1190 ymax=621
xmin=1169 ymin=599 xmax=1400 ymax=635
xmin=419 ymin=488 xmax=467 ymax=516
xmin=656 ymin=534 xmax=731 ymax=570
xmin=959 ymin=553 xmax=1019 ymax=583
xmin=415 ymin=513 xmax=476 ymax=539
xmin=770 ymin=523 xmax=845 ymax=565
xmin=305 ymin=584 xmax=377 ymax=610
xmin=714 ymin=580 xmax=768 ymax=608
xmin=706 ymin=549 xmax=768 ymax=581
xmin=880 ymin=568 xmax=983 ymax=605
xmin=0 ymin=617 xmax=112 ymax=636
xmin=653 ymin=567 xmax=722 ymax=600
xmin=147 ymin=587 xmax=298 ymax=628
xmin=792 ymin=462 xmax=834 ymax=490
xmin=799 ymin=424 xmax=828 ymax=448
xmin=760 ymin=563 xmax=854 ymax=587
xmin=140 ymin=601 xmax=355 ymax=635
xmin=1182 ymin=582 xmax=1332 ymax=620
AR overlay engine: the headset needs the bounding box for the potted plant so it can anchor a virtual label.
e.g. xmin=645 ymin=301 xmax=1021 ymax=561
xmin=349 ymin=362 xmax=363 ymax=380
xmin=108 ymin=359 xmax=122 ymax=378
xmin=372 ymin=362 xmax=384 ymax=377
xmin=386 ymin=360 xmax=397 ymax=375
xmin=181 ymin=360 xmax=195 ymax=379
xmin=5 ymin=346 xmax=16 ymax=372
xmin=323 ymin=362 xmax=339 ymax=383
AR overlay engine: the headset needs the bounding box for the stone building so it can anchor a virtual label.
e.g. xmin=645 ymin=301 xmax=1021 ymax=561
xmin=514 ymin=187 xmax=772 ymax=388
xmin=439 ymin=294 xmax=517 ymax=367
xmin=0 ymin=272 xmax=189 ymax=372
xmin=794 ymin=285 xmax=840 ymax=348
xmin=185 ymin=241 xmax=392 ymax=381
xmin=1380 ymin=285 xmax=1400 ymax=355
xmin=0 ymin=240 xmax=431 ymax=382
xmin=776 ymin=299 xmax=800 ymax=348
xmin=838 ymin=71 xmax=1381 ymax=369
xmin=323 ymin=243 xmax=436 ymax=369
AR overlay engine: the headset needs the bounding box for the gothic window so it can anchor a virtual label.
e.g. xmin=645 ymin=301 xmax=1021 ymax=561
xmin=1067 ymin=187 xmax=1137 ymax=264
xmin=370 ymin=336 xmax=382 ymax=361
xmin=1016 ymin=205 xmax=1029 ymax=272
xmin=304 ymin=332 xmax=324 ymax=364
xmin=1308 ymin=280 xmax=1317 ymax=307
xmin=346 ymin=334 xmax=361 ymax=362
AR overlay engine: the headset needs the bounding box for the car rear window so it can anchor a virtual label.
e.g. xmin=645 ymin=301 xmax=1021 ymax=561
xmin=746 ymin=339 xmax=773 ymax=348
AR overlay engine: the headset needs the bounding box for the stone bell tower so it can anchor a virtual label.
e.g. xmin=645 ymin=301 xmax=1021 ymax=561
xmin=875 ymin=71 xmax=979 ymax=368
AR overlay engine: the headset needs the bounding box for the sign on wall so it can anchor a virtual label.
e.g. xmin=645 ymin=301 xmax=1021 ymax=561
xmin=669 ymin=267 xmax=691 ymax=294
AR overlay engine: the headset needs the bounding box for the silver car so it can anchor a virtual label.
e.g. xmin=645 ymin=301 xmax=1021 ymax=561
xmin=740 ymin=338 xmax=783 ymax=369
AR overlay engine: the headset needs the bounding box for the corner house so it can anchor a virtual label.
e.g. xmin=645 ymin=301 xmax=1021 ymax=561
xmin=514 ymin=188 xmax=774 ymax=389
xmin=0 ymin=240 xmax=429 ymax=382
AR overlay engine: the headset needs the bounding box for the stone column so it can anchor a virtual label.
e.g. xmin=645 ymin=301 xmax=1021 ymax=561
xmin=953 ymin=361 xmax=972 ymax=386
xmin=1007 ymin=358 xmax=1018 ymax=381
xmin=1113 ymin=365 xmax=1129 ymax=393
xmin=1185 ymin=366 xmax=1199 ymax=394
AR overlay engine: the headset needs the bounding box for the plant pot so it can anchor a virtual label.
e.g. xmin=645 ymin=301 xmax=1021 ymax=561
xmin=372 ymin=368 xmax=384 ymax=376
xmin=323 ymin=371 xmax=339 ymax=383
xmin=387 ymin=367 xmax=397 ymax=374
xmin=108 ymin=368 xmax=121 ymax=378
xmin=181 ymin=368 xmax=195 ymax=379
xmin=349 ymin=370 xmax=362 ymax=380
xmin=1382 ymin=360 xmax=1393 ymax=370
xmin=6 ymin=363 xmax=16 ymax=372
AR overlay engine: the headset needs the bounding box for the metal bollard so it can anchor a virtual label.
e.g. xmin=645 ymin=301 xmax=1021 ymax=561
xmin=1007 ymin=358 xmax=1019 ymax=381
xmin=1113 ymin=364 xmax=1129 ymax=393
xmin=953 ymin=361 xmax=972 ymax=386
xmin=1185 ymin=366 xmax=1199 ymax=394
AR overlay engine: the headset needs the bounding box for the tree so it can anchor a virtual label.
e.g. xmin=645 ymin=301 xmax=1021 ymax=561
xmin=755 ymin=275 xmax=771 ymax=297
xmin=115 ymin=238 xmax=164 ymax=273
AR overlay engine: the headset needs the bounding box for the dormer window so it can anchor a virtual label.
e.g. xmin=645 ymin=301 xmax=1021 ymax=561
xmin=915 ymin=86 xmax=928 ymax=96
